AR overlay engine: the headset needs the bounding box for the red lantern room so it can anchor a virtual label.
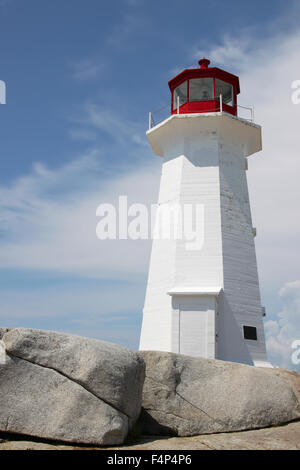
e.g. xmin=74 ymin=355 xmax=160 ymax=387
xmin=169 ymin=58 xmax=240 ymax=117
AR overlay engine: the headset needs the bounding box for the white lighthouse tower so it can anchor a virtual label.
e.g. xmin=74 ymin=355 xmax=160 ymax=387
xmin=139 ymin=58 xmax=271 ymax=367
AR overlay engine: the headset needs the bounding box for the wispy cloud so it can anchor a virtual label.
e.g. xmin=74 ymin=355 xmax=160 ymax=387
xmin=69 ymin=128 xmax=97 ymax=142
xmin=0 ymin=108 xmax=159 ymax=348
xmin=84 ymin=103 xmax=149 ymax=147
xmin=106 ymin=12 xmax=146 ymax=49
xmin=68 ymin=102 xmax=149 ymax=154
xmin=70 ymin=57 xmax=107 ymax=82
xmin=193 ymin=34 xmax=252 ymax=72
xmin=265 ymin=281 xmax=300 ymax=371
xmin=70 ymin=4 xmax=148 ymax=83
xmin=0 ymin=147 xmax=160 ymax=277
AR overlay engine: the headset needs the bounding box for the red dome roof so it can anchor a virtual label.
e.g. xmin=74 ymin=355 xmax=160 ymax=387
xmin=168 ymin=58 xmax=240 ymax=94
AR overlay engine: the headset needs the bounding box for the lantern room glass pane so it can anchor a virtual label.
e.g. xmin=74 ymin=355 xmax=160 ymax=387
xmin=215 ymin=79 xmax=233 ymax=105
xmin=189 ymin=78 xmax=213 ymax=101
xmin=173 ymin=81 xmax=187 ymax=110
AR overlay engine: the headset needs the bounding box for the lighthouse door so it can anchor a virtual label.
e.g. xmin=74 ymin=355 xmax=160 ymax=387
xmin=174 ymin=296 xmax=216 ymax=359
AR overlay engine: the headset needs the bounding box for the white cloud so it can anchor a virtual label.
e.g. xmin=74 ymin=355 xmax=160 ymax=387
xmin=194 ymin=34 xmax=252 ymax=71
xmin=265 ymin=281 xmax=300 ymax=371
xmin=0 ymin=149 xmax=160 ymax=277
xmin=106 ymin=12 xmax=144 ymax=49
xmin=0 ymin=107 xmax=160 ymax=348
xmin=84 ymin=103 xmax=148 ymax=147
xmin=68 ymin=103 xmax=149 ymax=152
xmin=71 ymin=57 xmax=107 ymax=82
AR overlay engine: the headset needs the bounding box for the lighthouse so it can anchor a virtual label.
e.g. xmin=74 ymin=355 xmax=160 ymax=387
xmin=139 ymin=58 xmax=272 ymax=368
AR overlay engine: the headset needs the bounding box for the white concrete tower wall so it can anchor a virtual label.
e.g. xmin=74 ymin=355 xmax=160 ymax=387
xmin=140 ymin=119 xmax=224 ymax=354
xmin=140 ymin=157 xmax=181 ymax=351
xmin=217 ymin=125 xmax=268 ymax=366
xmin=139 ymin=112 xmax=270 ymax=366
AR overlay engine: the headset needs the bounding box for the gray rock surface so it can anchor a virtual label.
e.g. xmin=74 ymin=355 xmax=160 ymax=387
xmin=0 ymin=327 xmax=9 ymax=339
xmin=0 ymin=353 xmax=128 ymax=445
xmin=3 ymin=328 xmax=145 ymax=421
xmin=0 ymin=328 xmax=145 ymax=445
xmin=138 ymin=351 xmax=300 ymax=436
xmin=1 ymin=421 xmax=299 ymax=450
xmin=264 ymin=367 xmax=300 ymax=404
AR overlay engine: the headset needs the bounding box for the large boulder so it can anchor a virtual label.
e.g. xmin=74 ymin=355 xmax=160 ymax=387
xmin=264 ymin=368 xmax=300 ymax=404
xmin=0 ymin=328 xmax=145 ymax=445
xmin=138 ymin=351 xmax=300 ymax=437
xmin=0 ymin=352 xmax=128 ymax=445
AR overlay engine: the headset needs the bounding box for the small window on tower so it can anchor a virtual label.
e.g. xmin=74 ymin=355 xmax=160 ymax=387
xmin=173 ymin=81 xmax=187 ymax=110
xmin=189 ymin=78 xmax=213 ymax=101
xmin=243 ymin=326 xmax=257 ymax=341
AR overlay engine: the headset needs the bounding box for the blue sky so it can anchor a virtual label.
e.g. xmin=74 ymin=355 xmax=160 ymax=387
xmin=0 ymin=0 xmax=300 ymax=371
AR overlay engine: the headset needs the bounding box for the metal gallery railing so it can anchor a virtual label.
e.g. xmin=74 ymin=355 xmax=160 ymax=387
xmin=148 ymin=95 xmax=255 ymax=130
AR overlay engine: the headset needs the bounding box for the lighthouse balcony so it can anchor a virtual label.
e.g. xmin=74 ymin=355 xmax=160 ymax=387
xmin=148 ymin=100 xmax=255 ymax=130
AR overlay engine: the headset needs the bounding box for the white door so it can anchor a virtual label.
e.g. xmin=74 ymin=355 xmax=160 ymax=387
xmin=179 ymin=306 xmax=208 ymax=357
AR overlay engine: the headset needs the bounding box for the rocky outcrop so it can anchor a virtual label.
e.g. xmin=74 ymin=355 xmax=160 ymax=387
xmin=0 ymin=353 xmax=128 ymax=445
xmin=264 ymin=368 xmax=300 ymax=404
xmin=0 ymin=327 xmax=9 ymax=339
xmin=0 ymin=328 xmax=145 ymax=445
xmin=1 ymin=421 xmax=300 ymax=450
xmin=1 ymin=327 xmax=299 ymax=444
xmin=138 ymin=351 xmax=300 ymax=436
